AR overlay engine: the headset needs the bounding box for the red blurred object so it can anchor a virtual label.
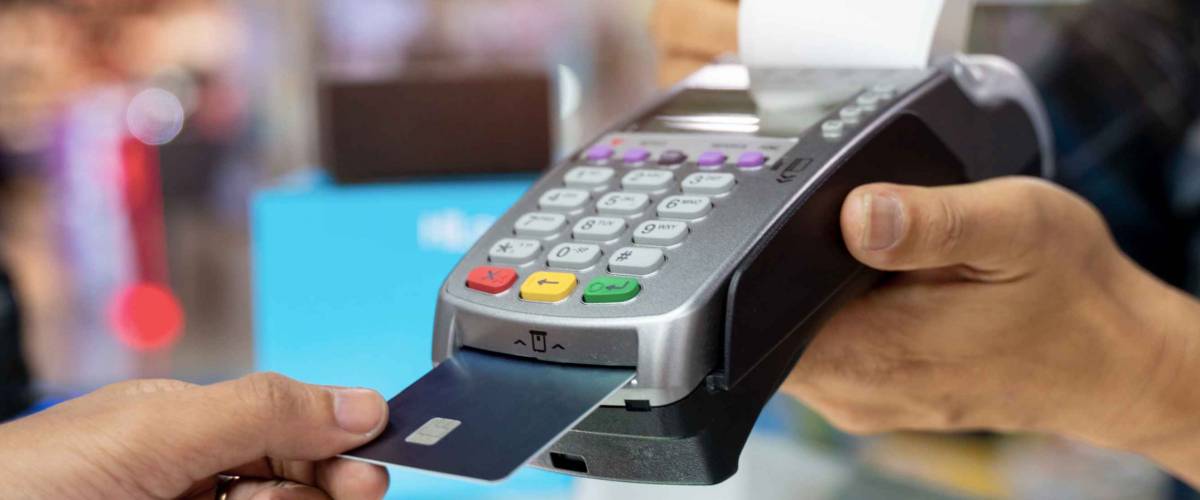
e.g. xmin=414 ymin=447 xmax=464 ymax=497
xmin=109 ymin=282 xmax=184 ymax=352
xmin=107 ymin=136 xmax=182 ymax=352
xmin=120 ymin=136 xmax=169 ymax=283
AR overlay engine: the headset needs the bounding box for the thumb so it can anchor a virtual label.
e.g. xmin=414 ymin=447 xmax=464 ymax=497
xmin=154 ymin=372 xmax=388 ymax=476
xmin=840 ymin=177 xmax=1068 ymax=276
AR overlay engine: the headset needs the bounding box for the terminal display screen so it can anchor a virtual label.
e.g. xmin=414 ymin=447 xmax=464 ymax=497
xmin=628 ymin=88 xmax=847 ymax=138
xmin=629 ymin=67 xmax=926 ymax=138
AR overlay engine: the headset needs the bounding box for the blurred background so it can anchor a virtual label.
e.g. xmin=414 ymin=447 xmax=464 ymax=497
xmin=0 ymin=0 xmax=1197 ymax=498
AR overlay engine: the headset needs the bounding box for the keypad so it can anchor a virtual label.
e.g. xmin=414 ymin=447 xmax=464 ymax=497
xmin=621 ymin=170 xmax=674 ymax=192
xmin=573 ymin=216 xmax=626 ymax=241
xmin=538 ymin=188 xmax=590 ymax=211
xmin=514 ymin=212 xmax=567 ymax=238
xmin=681 ymin=173 xmax=735 ymax=195
xmin=477 ymin=132 xmax=806 ymax=304
xmin=657 ymin=195 xmax=711 ymax=219
xmin=608 ymin=247 xmax=665 ymax=275
xmin=633 ymin=220 xmax=689 ymax=246
xmin=596 ymin=192 xmax=650 ymax=215
xmin=489 ymin=238 xmax=541 ymax=264
xmin=563 ymin=167 xmax=614 ymax=189
xmin=547 ymin=243 xmax=603 ymax=269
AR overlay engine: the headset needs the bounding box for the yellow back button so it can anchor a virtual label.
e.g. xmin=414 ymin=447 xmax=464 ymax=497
xmin=520 ymin=272 xmax=577 ymax=302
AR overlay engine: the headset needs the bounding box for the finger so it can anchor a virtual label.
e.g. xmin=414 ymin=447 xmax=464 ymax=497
xmin=219 ymin=459 xmax=316 ymax=492
xmin=649 ymin=0 xmax=737 ymax=87
xmin=650 ymin=0 xmax=738 ymax=60
xmin=205 ymin=372 xmax=387 ymax=461
xmin=840 ymin=177 xmax=1080 ymax=277
xmin=657 ymin=57 xmax=711 ymax=88
xmin=316 ymin=458 xmax=389 ymax=500
xmin=227 ymin=478 xmax=332 ymax=500
xmin=271 ymin=459 xmax=316 ymax=488
xmin=142 ymin=373 xmax=388 ymax=483
xmin=223 ymin=459 xmax=274 ymax=483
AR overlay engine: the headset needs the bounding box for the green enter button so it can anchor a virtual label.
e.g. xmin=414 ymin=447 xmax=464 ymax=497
xmin=583 ymin=277 xmax=640 ymax=303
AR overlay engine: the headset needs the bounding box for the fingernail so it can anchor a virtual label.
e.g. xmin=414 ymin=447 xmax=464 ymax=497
xmin=332 ymin=388 xmax=385 ymax=435
xmin=861 ymin=193 xmax=903 ymax=251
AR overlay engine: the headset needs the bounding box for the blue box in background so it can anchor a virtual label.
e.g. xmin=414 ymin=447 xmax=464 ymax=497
xmin=251 ymin=173 xmax=576 ymax=499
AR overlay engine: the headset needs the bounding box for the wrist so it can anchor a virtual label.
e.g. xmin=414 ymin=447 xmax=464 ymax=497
xmin=1070 ymin=253 xmax=1200 ymax=481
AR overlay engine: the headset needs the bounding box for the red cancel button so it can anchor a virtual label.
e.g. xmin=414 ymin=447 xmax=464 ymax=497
xmin=466 ymin=266 xmax=518 ymax=294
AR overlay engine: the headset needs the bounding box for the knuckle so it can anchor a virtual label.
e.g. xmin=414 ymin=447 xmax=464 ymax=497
xmin=780 ymin=374 xmax=817 ymax=401
xmin=928 ymin=403 xmax=969 ymax=430
xmin=1018 ymin=180 xmax=1054 ymax=236
xmin=790 ymin=382 xmax=891 ymax=436
xmin=93 ymin=378 xmax=194 ymax=398
xmin=1014 ymin=178 xmax=1107 ymax=261
xmin=240 ymin=372 xmax=303 ymax=421
xmin=824 ymin=409 xmax=887 ymax=436
xmin=929 ymin=193 xmax=967 ymax=254
xmin=132 ymin=379 xmax=194 ymax=395
xmin=260 ymin=483 xmax=299 ymax=500
xmin=92 ymin=379 xmax=148 ymax=397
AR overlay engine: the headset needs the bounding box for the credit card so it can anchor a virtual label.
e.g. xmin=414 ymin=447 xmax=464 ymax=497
xmin=341 ymin=348 xmax=635 ymax=482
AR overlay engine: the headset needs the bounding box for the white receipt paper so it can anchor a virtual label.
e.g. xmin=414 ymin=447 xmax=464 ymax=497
xmin=739 ymin=0 xmax=973 ymax=69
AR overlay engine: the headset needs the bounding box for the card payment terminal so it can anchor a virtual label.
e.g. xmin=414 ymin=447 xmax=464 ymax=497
xmin=345 ymin=55 xmax=1053 ymax=485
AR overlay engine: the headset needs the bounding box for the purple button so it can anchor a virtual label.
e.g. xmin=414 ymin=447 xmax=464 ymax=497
xmin=658 ymin=149 xmax=687 ymax=165
xmin=697 ymin=151 xmax=727 ymax=168
xmin=585 ymin=145 xmax=614 ymax=161
xmin=737 ymin=151 xmax=767 ymax=169
xmin=623 ymin=148 xmax=651 ymax=164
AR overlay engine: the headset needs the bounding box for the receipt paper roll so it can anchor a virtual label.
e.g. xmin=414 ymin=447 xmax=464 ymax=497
xmin=739 ymin=0 xmax=974 ymax=69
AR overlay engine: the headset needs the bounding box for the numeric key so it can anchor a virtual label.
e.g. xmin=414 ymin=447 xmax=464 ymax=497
xmin=621 ymin=170 xmax=674 ymax=192
xmin=657 ymin=195 xmax=711 ymax=219
xmin=572 ymin=216 xmax=626 ymax=241
xmin=632 ymin=220 xmax=689 ymax=246
xmin=596 ymin=192 xmax=650 ymax=215
xmin=547 ymin=243 xmax=602 ymax=269
xmin=538 ymin=188 xmax=589 ymax=212
xmin=514 ymin=212 xmax=567 ymax=237
xmin=563 ymin=167 xmax=614 ymax=189
xmin=681 ymin=173 xmax=735 ymax=195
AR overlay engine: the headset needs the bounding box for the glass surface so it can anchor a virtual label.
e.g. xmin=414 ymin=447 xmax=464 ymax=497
xmin=629 ymin=88 xmax=847 ymax=137
xmin=627 ymin=68 xmax=923 ymax=138
xmin=628 ymin=89 xmax=763 ymax=135
xmin=628 ymin=84 xmax=854 ymax=137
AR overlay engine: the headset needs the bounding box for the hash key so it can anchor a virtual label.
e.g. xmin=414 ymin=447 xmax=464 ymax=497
xmin=608 ymin=247 xmax=665 ymax=275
